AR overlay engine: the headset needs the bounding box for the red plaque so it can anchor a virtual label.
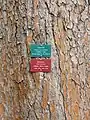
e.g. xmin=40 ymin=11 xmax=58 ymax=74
xmin=30 ymin=59 xmax=51 ymax=72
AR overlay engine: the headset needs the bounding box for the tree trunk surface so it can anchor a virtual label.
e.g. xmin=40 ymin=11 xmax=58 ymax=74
xmin=0 ymin=0 xmax=90 ymax=120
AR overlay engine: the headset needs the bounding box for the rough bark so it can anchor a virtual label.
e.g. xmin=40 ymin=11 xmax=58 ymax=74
xmin=0 ymin=0 xmax=90 ymax=120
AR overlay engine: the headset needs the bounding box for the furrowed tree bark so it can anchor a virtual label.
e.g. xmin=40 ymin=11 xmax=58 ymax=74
xmin=0 ymin=0 xmax=90 ymax=120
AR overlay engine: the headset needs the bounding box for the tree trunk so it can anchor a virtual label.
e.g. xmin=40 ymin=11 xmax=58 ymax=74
xmin=0 ymin=0 xmax=90 ymax=120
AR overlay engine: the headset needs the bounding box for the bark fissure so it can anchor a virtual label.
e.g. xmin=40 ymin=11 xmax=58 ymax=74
xmin=0 ymin=0 xmax=90 ymax=120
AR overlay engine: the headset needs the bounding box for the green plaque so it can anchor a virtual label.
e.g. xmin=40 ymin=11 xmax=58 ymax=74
xmin=30 ymin=44 xmax=51 ymax=57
